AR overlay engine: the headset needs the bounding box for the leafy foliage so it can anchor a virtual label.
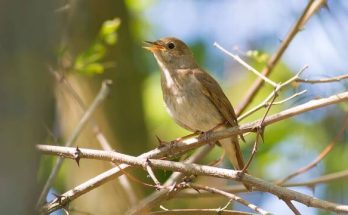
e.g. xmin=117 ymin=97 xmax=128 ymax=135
xmin=74 ymin=18 xmax=121 ymax=75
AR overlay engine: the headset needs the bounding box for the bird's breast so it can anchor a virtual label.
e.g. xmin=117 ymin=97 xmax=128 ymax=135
xmin=162 ymin=75 xmax=223 ymax=132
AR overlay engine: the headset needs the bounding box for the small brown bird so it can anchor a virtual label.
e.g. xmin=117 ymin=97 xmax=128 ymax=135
xmin=144 ymin=37 xmax=251 ymax=190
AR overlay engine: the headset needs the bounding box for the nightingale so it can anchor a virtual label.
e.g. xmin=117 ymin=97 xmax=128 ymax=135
xmin=144 ymin=37 xmax=251 ymax=191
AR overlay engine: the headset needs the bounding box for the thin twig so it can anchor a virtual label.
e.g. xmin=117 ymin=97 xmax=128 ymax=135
xmin=236 ymin=0 xmax=325 ymax=116
xmin=296 ymin=74 xmax=348 ymax=84
xmin=53 ymin=70 xmax=138 ymax=205
xmin=277 ymin=113 xmax=348 ymax=185
xmin=37 ymin=144 xmax=348 ymax=213
xmin=214 ymin=42 xmax=278 ymax=88
xmin=177 ymin=169 xmax=348 ymax=197
xmin=271 ymin=90 xmax=307 ymax=105
xmin=146 ymin=159 xmax=162 ymax=189
xmin=242 ymin=87 xmax=278 ymax=172
xmin=239 ymin=66 xmax=307 ymax=121
xmin=217 ymin=199 xmax=233 ymax=212
xmin=286 ymin=169 xmax=348 ymax=187
xmin=37 ymin=80 xmax=112 ymax=207
xmin=283 ymin=199 xmax=301 ymax=215
xmin=189 ymin=184 xmax=270 ymax=215
xmin=148 ymin=209 xmax=250 ymax=215
xmin=39 ymin=90 xmax=348 ymax=213
xmin=126 ymin=145 xmax=214 ymax=215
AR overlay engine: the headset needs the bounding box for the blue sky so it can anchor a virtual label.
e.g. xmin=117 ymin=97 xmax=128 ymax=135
xmin=144 ymin=0 xmax=348 ymax=95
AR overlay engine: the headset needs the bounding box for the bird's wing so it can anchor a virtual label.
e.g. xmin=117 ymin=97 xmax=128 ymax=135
xmin=193 ymin=68 xmax=238 ymax=126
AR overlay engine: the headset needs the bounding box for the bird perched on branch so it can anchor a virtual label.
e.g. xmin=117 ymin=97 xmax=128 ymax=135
xmin=144 ymin=37 xmax=251 ymax=191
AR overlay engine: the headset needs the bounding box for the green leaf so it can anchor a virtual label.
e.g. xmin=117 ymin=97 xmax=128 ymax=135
xmin=78 ymin=63 xmax=104 ymax=75
xmin=100 ymin=18 xmax=121 ymax=45
xmin=73 ymin=17 xmax=120 ymax=76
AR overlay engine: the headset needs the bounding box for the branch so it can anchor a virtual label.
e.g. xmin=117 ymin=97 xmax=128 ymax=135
xmin=283 ymin=200 xmax=301 ymax=215
xmin=37 ymin=80 xmax=112 ymax=207
xmin=126 ymin=144 xmax=214 ymax=215
xmin=214 ymin=42 xmax=278 ymax=88
xmin=296 ymin=74 xmax=348 ymax=84
xmin=189 ymin=184 xmax=270 ymax=215
xmin=39 ymin=90 xmax=348 ymax=213
xmin=37 ymin=145 xmax=348 ymax=213
xmin=53 ymin=69 xmax=138 ymax=205
xmin=148 ymin=209 xmax=252 ymax=215
xmin=277 ymin=114 xmax=348 ymax=185
xmin=177 ymin=169 xmax=348 ymax=198
xmin=238 ymin=66 xmax=307 ymax=121
xmin=236 ymin=0 xmax=326 ymax=115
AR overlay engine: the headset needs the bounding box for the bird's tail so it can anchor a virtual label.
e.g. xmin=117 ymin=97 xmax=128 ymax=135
xmin=219 ymin=135 xmax=252 ymax=191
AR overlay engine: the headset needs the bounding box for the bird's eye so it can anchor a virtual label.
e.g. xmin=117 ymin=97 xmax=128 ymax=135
xmin=167 ymin=42 xmax=175 ymax=49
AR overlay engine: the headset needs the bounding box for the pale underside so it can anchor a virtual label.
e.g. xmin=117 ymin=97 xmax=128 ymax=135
xmin=162 ymin=70 xmax=224 ymax=132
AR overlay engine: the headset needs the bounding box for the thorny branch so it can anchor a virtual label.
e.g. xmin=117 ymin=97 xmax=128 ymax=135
xmin=37 ymin=144 xmax=348 ymax=213
xmin=126 ymin=144 xmax=214 ymax=215
xmin=39 ymin=90 xmax=348 ymax=213
xmin=52 ymin=70 xmax=138 ymax=204
xmin=177 ymin=169 xmax=348 ymax=198
xmin=37 ymin=80 xmax=112 ymax=207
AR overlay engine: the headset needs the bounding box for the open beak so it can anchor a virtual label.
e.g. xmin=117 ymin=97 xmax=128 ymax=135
xmin=143 ymin=41 xmax=164 ymax=52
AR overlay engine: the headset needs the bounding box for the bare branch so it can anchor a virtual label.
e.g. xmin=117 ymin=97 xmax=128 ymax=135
xmin=236 ymin=0 xmax=326 ymax=115
xmin=296 ymin=74 xmax=348 ymax=84
xmin=214 ymin=42 xmax=278 ymax=88
xmin=189 ymin=184 xmax=270 ymax=215
xmin=37 ymin=144 xmax=348 ymax=213
xmin=277 ymin=114 xmax=348 ymax=185
xmin=53 ymin=70 xmax=138 ymax=205
xmin=238 ymin=66 xmax=307 ymax=121
xmin=271 ymin=90 xmax=307 ymax=106
xmin=127 ymin=144 xmax=214 ymax=214
xmin=148 ymin=209 xmax=251 ymax=215
xmin=39 ymin=90 xmax=348 ymax=213
xmin=126 ymin=144 xmax=214 ymax=215
xmin=283 ymin=199 xmax=301 ymax=215
xmin=37 ymin=80 xmax=112 ymax=207
xmin=177 ymin=169 xmax=348 ymax=198
xmin=146 ymin=159 xmax=162 ymax=188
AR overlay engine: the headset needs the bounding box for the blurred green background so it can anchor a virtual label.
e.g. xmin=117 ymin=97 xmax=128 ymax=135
xmin=1 ymin=0 xmax=348 ymax=214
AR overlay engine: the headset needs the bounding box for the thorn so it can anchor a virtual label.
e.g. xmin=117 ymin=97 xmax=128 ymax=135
xmin=236 ymin=170 xmax=246 ymax=181
xmin=240 ymin=134 xmax=246 ymax=143
xmin=321 ymin=2 xmax=329 ymax=11
xmin=259 ymin=127 xmax=265 ymax=143
xmin=74 ymin=145 xmax=81 ymax=166
xmin=52 ymin=193 xmax=64 ymax=205
xmin=192 ymin=187 xmax=200 ymax=193
xmin=183 ymin=176 xmax=193 ymax=183
xmin=198 ymin=130 xmax=212 ymax=143
xmin=155 ymin=135 xmax=166 ymax=147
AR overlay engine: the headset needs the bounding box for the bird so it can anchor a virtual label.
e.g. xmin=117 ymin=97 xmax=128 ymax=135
xmin=144 ymin=37 xmax=251 ymax=191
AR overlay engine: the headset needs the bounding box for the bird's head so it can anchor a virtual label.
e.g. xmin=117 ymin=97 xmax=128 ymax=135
xmin=144 ymin=37 xmax=197 ymax=69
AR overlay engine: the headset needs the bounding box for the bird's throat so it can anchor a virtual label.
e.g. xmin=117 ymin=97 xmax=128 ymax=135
xmin=154 ymin=54 xmax=175 ymax=88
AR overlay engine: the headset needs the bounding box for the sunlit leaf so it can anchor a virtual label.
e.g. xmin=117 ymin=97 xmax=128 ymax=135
xmin=73 ymin=18 xmax=120 ymax=75
xmin=100 ymin=18 xmax=121 ymax=45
